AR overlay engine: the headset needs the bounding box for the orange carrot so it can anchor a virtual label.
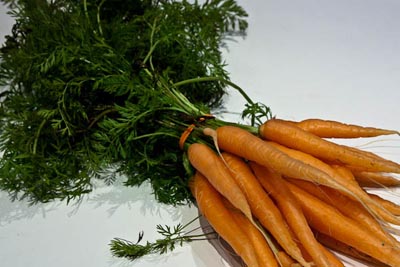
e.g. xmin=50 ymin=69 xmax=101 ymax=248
xmin=220 ymin=152 xmax=309 ymax=267
xmin=189 ymin=172 xmax=259 ymax=267
xmin=294 ymin=118 xmax=399 ymax=138
xmin=351 ymin=170 xmax=400 ymax=188
xmin=333 ymin=165 xmax=400 ymax=226
xmin=211 ymin=126 xmax=366 ymax=201
xmin=285 ymin=181 xmax=400 ymax=267
xmin=259 ymin=119 xmax=400 ymax=173
xmin=208 ymin=125 xmax=400 ymax=227
xmin=266 ymin=140 xmax=400 ymax=226
xmin=368 ymin=193 xmax=400 ymax=216
xmin=223 ymin=200 xmax=278 ymax=267
xmin=287 ymin=177 xmax=399 ymax=247
xmin=276 ymin=250 xmax=298 ymax=267
xmin=250 ymin=162 xmax=340 ymax=267
xmin=315 ymin=231 xmax=391 ymax=267
xmin=343 ymin=145 xmax=400 ymax=173
xmin=187 ymin=143 xmax=252 ymax=220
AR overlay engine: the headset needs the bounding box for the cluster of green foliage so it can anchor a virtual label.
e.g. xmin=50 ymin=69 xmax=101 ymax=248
xmin=0 ymin=0 xmax=251 ymax=204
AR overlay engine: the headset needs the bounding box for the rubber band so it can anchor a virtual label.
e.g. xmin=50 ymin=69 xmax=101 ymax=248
xmin=178 ymin=114 xmax=215 ymax=150
xmin=179 ymin=123 xmax=196 ymax=150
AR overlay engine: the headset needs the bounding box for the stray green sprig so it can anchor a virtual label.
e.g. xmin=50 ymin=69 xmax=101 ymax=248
xmin=109 ymin=216 xmax=216 ymax=260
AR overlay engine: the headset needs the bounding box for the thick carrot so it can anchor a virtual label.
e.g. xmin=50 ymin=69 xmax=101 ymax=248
xmin=187 ymin=143 xmax=252 ymax=220
xmin=208 ymin=125 xmax=400 ymax=227
xmin=220 ymin=152 xmax=309 ymax=267
xmin=223 ymin=200 xmax=278 ymax=267
xmin=351 ymin=170 xmax=400 ymax=188
xmin=267 ymin=140 xmax=400 ymax=226
xmin=287 ymin=177 xmax=399 ymax=247
xmin=211 ymin=125 xmax=400 ymax=227
xmin=368 ymin=193 xmax=400 ymax=216
xmin=294 ymin=118 xmax=399 ymax=138
xmin=285 ymin=181 xmax=400 ymax=267
xmin=250 ymin=162 xmax=340 ymax=267
xmin=259 ymin=119 xmax=400 ymax=173
xmin=314 ymin=231 xmax=391 ymax=267
xmin=212 ymin=126 xmax=366 ymax=203
xmin=189 ymin=172 xmax=259 ymax=267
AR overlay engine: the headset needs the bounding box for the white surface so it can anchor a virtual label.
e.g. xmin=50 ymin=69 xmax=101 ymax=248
xmin=1 ymin=1 xmax=400 ymax=267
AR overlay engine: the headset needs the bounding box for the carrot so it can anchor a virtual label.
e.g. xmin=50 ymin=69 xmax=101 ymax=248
xmin=211 ymin=126 xmax=365 ymax=201
xmin=266 ymin=140 xmax=400 ymax=226
xmin=351 ymin=170 xmax=400 ymax=188
xmin=211 ymin=125 xmax=400 ymax=226
xmin=285 ymin=180 xmax=400 ymax=267
xmin=209 ymin=125 xmax=400 ymax=227
xmin=276 ymin=250 xmax=299 ymax=267
xmin=189 ymin=172 xmax=260 ymax=267
xmin=287 ymin=177 xmax=399 ymax=247
xmin=259 ymin=118 xmax=400 ymax=173
xmin=223 ymin=199 xmax=279 ymax=267
xmin=368 ymin=193 xmax=400 ymax=216
xmin=250 ymin=162 xmax=341 ymax=267
xmin=294 ymin=118 xmax=399 ymax=138
xmin=187 ymin=143 xmax=252 ymax=220
xmin=220 ymin=152 xmax=309 ymax=267
xmin=314 ymin=231 xmax=391 ymax=267
xmin=343 ymin=145 xmax=400 ymax=173
xmin=332 ymin=165 xmax=400 ymax=226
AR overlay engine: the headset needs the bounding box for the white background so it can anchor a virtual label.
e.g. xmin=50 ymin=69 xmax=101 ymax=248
xmin=1 ymin=1 xmax=400 ymax=267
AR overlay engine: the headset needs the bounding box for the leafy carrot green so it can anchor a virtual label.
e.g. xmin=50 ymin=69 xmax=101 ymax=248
xmin=0 ymin=0 xmax=252 ymax=204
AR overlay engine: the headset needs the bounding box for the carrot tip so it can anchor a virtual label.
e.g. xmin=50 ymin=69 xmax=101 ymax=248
xmin=203 ymin=127 xmax=217 ymax=138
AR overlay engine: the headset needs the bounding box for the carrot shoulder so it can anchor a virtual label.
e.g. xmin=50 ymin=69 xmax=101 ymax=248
xmin=259 ymin=119 xmax=400 ymax=173
xmin=189 ymin=172 xmax=259 ymax=267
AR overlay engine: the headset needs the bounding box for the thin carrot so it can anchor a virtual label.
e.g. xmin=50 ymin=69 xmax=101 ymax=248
xmin=187 ymin=143 xmax=252 ymax=220
xmin=208 ymin=125 xmax=400 ymax=227
xmin=343 ymin=145 xmax=400 ymax=173
xmin=220 ymin=152 xmax=309 ymax=267
xmin=189 ymin=172 xmax=259 ymax=267
xmin=276 ymin=250 xmax=298 ymax=267
xmin=266 ymin=140 xmax=400 ymax=227
xmin=368 ymin=193 xmax=400 ymax=216
xmin=314 ymin=231 xmax=391 ymax=267
xmin=211 ymin=126 xmax=367 ymax=202
xmin=351 ymin=170 xmax=400 ymax=188
xmin=210 ymin=125 xmax=400 ymax=227
xmin=332 ymin=165 xmax=400 ymax=226
xmin=287 ymin=177 xmax=399 ymax=247
xmin=250 ymin=162 xmax=341 ymax=267
xmin=285 ymin=180 xmax=400 ymax=267
xmin=223 ymin=199 xmax=278 ymax=267
xmin=267 ymin=139 xmax=400 ymax=227
xmin=294 ymin=118 xmax=399 ymax=138
xmin=259 ymin=119 xmax=400 ymax=173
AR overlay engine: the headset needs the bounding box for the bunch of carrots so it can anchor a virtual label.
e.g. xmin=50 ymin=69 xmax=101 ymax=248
xmin=187 ymin=118 xmax=400 ymax=267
